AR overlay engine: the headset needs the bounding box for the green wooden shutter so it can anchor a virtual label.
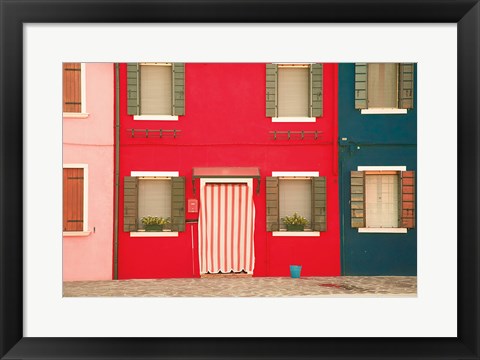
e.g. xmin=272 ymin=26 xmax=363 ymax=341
xmin=401 ymin=171 xmax=415 ymax=228
xmin=266 ymin=64 xmax=277 ymax=117
xmin=266 ymin=177 xmax=279 ymax=231
xmin=310 ymin=64 xmax=323 ymax=117
xmin=127 ymin=63 xmax=140 ymax=115
xmin=355 ymin=63 xmax=368 ymax=109
xmin=124 ymin=176 xmax=138 ymax=232
xmin=312 ymin=176 xmax=327 ymax=231
xmin=173 ymin=63 xmax=185 ymax=116
xmin=171 ymin=176 xmax=185 ymax=232
xmin=399 ymin=63 xmax=414 ymax=109
xmin=351 ymin=171 xmax=365 ymax=228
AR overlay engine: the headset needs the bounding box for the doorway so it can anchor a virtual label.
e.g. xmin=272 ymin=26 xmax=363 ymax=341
xmin=198 ymin=181 xmax=255 ymax=274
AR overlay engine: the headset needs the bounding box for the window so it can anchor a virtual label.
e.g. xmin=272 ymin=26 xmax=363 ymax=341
xmin=63 ymin=63 xmax=86 ymax=115
xmin=365 ymin=173 xmax=399 ymax=228
xmin=127 ymin=63 xmax=185 ymax=120
xmin=279 ymin=179 xmax=312 ymax=230
xmin=63 ymin=165 xmax=88 ymax=233
xmin=123 ymin=174 xmax=185 ymax=233
xmin=266 ymin=174 xmax=326 ymax=233
xmin=266 ymin=64 xmax=323 ymax=121
xmin=354 ymin=63 xmax=415 ymax=114
xmin=367 ymin=63 xmax=398 ymax=109
xmin=351 ymin=168 xmax=415 ymax=232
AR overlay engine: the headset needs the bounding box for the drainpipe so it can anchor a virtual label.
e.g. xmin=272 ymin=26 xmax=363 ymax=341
xmin=339 ymin=151 xmax=345 ymax=276
xmin=113 ymin=63 xmax=120 ymax=280
xmin=333 ymin=63 xmax=338 ymax=176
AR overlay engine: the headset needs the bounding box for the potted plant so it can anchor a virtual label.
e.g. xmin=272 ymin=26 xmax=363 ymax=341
xmin=282 ymin=212 xmax=309 ymax=231
xmin=140 ymin=216 xmax=171 ymax=232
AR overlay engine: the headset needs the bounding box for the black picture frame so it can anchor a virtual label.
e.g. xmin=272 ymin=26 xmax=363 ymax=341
xmin=1 ymin=1 xmax=479 ymax=359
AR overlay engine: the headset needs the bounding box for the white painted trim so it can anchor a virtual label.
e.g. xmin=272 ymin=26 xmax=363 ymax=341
xmin=200 ymin=178 xmax=253 ymax=187
xmin=81 ymin=63 xmax=87 ymax=114
xmin=360 ymin=108 xmax=408 ymax=114
xmin=272 ymin=171 xmax=319 ymax=177
xmin=133 ymin=115 xmax=179 ymax=121
xmin=63 ymin=163 xmax=88 ymax=232
xmin=273 ymin=231 xmax=320 ymax=237
xmin=62 ymin=64 xmax=87 ymax=118
xmin=130 ymin=231 xmax=179 ymax=237
xmin=63 ymin=231 xmax=91 ymax=237
xmin=357 ymin=166 xmax=407 ymax=171
xmin=131 ymin=171 xmax=179 ymax=177
xmin=139 ymin=62 xmax=172 ymax=66
xmin=275 ymin=63 xmax=313 ymax=67
xmin=272 ymin=117 xmax=316 ymax=123
xmin=358 ymin=228 xmax=408 ymax=234
xmin=357 ymin=167 xmax=407 ymax=231
xmin=64 ymin=164 xmax=88 ymax=168
xmin=272 ymin=172 xmax=318 ymax=233
xmin=62 ymin=112 xmax=89 ymax=118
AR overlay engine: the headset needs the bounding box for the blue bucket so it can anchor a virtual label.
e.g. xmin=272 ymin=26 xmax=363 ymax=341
xmin=290 ymin=265 xmax=302 ymax=278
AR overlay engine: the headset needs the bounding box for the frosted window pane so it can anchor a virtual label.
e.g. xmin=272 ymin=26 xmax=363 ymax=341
xmin=367 ymin=63 xmax=397 ymax=108
xmin=278 ymin=67 xmax=309 ymax=117
xmin=279 ymin=179 xmax=311 ymax=229
xmin=138 ymin=179 xmax=171 ymax=228
xmin=140 ymin=65 xmax=172 ymax=115
xmin=365 ymin=174 xmax=399 ymax=228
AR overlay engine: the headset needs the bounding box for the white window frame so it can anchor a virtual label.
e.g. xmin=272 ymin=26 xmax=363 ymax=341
xmin=129 ymin=170 xmax=179 ymax=237
xmin=272 ymin=63 xmax=316 ymax=123
xmin=360 ymin=63 xmax=408 ymax=115
xmin=133 ymin=63 xmax=179 ymax=121
xmin=63 ymin=163 xmax=90 ymax=236
xmin=271 ymin=171 xmax=320 ymax=237
xmin=357 ymin=165 xmax=408 ymax=234
xmin=63 ymin=63 xmax=89 ymax=118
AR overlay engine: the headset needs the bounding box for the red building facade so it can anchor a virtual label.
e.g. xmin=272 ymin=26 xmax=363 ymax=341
xmin=116 ymin=63 xmax=339 ymax=279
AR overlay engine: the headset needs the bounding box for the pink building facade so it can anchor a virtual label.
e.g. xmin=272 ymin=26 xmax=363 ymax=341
xmin=62 ymin=63 xmax=114 ymax=281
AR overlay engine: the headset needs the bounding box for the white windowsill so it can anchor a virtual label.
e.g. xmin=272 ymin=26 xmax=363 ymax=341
xmin=63 ymin=112 xmax=90 ymax=118
xmin=272 ymin=117 xmax=316 ymax=123
xmin=358 ymin=228 xmax=408 ymax=233
xmin=272 ymin=171 xmax=319 ymax=177
xmin=63 ymin=231 xmax=91 ymax=237
xmin=133 ymin=115 xmax=179 ymax=121
xmin=130 ymin=231 xmax=179 ymax=237
xmin=357 ymin=166 xmax=406 ymax=171
xmin=131 ymin=171 xmax=179 ymax=177
xmin=360 ymin=108 xmax=408 ymax=115
xmin=273 ymin=231 xmax=320 ymax=237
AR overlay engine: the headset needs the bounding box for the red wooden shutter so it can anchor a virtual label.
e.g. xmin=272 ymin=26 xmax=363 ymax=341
xmin=401 ymin=171 xmax=415 ymax=228
xmin=63 ymin=63 xmax=82 ymax=112
xmin=63 ymin=168 xmax=84 ymax=231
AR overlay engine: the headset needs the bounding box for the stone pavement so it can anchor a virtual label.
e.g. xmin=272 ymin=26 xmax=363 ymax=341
xmin=63 ymin=276 xmax=416 ymax=297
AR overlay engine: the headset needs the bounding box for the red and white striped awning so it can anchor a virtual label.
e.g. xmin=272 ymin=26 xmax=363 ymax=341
xmin=198 ymin=183 xmax=255 ymax=274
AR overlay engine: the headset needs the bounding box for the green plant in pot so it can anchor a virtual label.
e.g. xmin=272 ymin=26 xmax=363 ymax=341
xmin=141 ymin=216 xmax=171 ymax=232
xmin=282 ymin=212 xmax=309 ymax=231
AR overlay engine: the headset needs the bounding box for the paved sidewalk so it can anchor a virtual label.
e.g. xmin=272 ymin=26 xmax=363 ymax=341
xmin=63 ymin=276 xmax=416 ymax=297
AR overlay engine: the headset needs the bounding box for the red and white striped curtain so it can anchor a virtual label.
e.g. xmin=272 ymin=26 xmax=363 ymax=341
xmin=198 ymin=183 xmax=255 ymax=274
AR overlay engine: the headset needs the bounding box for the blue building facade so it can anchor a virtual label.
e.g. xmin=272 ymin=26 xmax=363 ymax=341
xmin=338 ymin=63 xmax=417 ymax=275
